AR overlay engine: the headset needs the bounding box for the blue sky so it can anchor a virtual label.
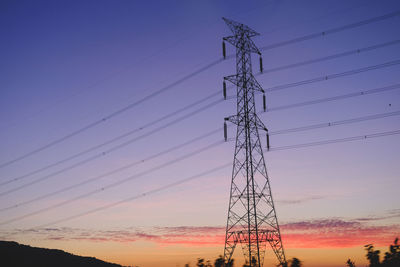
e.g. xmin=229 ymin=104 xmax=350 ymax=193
xmin=0 ymin=1 xmax=399 ymax=266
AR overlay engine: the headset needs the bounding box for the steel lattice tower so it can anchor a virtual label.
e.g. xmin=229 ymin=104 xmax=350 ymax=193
xmin=222 ymin=18 xmax=287 ymax=267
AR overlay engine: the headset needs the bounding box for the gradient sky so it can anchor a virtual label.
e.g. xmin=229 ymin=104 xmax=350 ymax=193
xmin=1 ymin=1 xmax=400 ymax=266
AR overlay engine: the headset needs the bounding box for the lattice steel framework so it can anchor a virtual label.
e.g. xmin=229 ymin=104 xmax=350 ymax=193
xmin=222 ymin=17 xmax=287 ymax=267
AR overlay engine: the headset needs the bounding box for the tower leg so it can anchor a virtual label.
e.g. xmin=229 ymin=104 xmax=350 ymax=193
xmin=268 ymin=231 xmax=287 ymax=266
xmin=224 ymin=232 xmax=237 ymax=266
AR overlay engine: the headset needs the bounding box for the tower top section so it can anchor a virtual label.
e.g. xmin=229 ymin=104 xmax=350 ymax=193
xmin=222 ymin=17 xmax=260 ymax=37
xmin=222 ymin=17 xmax=261 ymax=55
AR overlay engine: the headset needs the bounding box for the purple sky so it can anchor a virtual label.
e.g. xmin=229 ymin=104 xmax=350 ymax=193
xmin=0 ymin=1 xmax=399 ymax=266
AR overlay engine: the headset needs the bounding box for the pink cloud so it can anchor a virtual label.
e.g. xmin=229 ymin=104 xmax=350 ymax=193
xmin=280 ymin=219 xmax=400 ymax=248
xmin=2 ymin=218 xmax=399 ymax=249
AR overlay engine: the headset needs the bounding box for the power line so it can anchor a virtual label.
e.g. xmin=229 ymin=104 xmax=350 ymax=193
xmin=19 ymin=163 xmax=232 ymax=232
xmin=261 ymin=39 xmax=400 ymax=74
xmin=4 ymin=38 xmax=396 ymax=188
xmin=2 ymin=0 xmax=273 ymax=133
xmin=3 ymin=80 xmax=399 ymax=195
xmin=0 ymin=91 xmax=220 ymax=187
xmin=258 ymin=10 xmax=400 ymax=52
xmin=4 ymin=128 xmax=399 ymax=230
xmin=0 ymin=59 xmax=223 ymax=170
xmin=265 ymin=83 xmax=400 ymax=112
xmin=263 ymin=59 xmax=400 ymax=92
xmin=269 ymin=129 xmax=400 ymax=151
xmin=0 ymin=140 xmax=224 ymax=226
xmin=2 ymin=109 xmax=399 ymax=215
xmin=0 ymin=98 xmax=223 ymax=197
xmin=2 ymin=10 xmax=399 ymax=169
xmin=0 ymin=128 xmax=220 ymax=212
xmin=269 ymin=110 xmax=400 ymax=135
xmin=5 ymin=44 xmax=399 ymax=185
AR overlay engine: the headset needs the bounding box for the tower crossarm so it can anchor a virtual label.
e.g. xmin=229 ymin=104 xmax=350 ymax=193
xmin=224 ymin=115 xmax=239 ymax=126
xmin=249 ymin=76 xmax=265 ymax=94
xmin=255 ymin=116 xmax=268 ymax=132
xmin=224 ymin=74 xmax=264 ymax=94
xmin=223 ymin=36 xmax=261 ymax=55
xmin=225 ymin=114 xmax=267 ymax=132
xmin=225 ymin=115 xmax=255 ymax=128
xmin=224 ymin=74 xmax=240 ymax=86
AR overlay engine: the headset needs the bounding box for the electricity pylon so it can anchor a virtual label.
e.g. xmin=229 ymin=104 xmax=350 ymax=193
xmin=222 ymin=17 xmax=287 ymax=267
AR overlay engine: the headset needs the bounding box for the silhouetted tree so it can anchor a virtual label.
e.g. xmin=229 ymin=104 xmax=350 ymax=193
xmin=382 ymin=238 xmax=400 ymax=267
xmin=197 ymin=258 xmax=205 ymax=267
xmin=346 ymin=259 xmax=356 ymax=267
xmin=212 ymin=255 xmax=234 ymax=267
xmin=214 ymin=255 xmax=225 ymax=267
xmin=365 ymin=244 xmax=381 ymax=267
xmin=197 ymin=258 xmax=212 ymax=267
xmin=289 ymin=257 xmax=302 ymax=267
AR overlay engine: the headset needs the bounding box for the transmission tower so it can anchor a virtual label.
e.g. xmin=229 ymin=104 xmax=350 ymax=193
xmin=222 ymin=17 xmax=287 ymax=267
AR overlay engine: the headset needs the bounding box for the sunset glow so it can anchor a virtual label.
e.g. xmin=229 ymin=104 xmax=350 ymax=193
xmin=1 ymin=0 xmax=399 ymax=266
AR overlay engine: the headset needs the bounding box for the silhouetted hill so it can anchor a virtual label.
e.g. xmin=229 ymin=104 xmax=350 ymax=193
xmin=0 ymin=241 xmax=125 ymax=267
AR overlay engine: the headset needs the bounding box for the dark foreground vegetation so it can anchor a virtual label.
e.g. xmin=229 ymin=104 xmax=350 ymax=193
xmin=0 ymin=241 xmax=123 ymax=267
xmin=185 ymin=256 xmax=304 ymax=267
xmin=0 ymin=237 xmax=398 ymax=266
xmin=190 ymin=238 xmax=400 ymax=267
xmin=347 ymin=238 xmax=400 ymax=267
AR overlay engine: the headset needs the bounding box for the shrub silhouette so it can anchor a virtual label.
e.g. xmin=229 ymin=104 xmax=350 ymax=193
xmin=214 ymin=255 xmax=225 ymax=267
xmin=365 ymin=243 xmax=381 ymax=267
xmin=288 ymin=257 xmax=302 ymax=267
xmin=348 ymin=237 xmax=400 ymax=267
xmin=346 ymin=259 xmax=356 ymax=267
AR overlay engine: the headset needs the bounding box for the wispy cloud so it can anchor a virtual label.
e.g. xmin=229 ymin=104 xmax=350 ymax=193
xmin=0 ymin=226 xmax=225 ymax=247
xmin=277 ymin=195 xmax=326 ymax=205
xmin=354 ymin=209 xmax=400 ymax=222
xmin=280 ymin=218 xmax=399 ymax=248
xmin=2 ymin=217 xmax=398 ymax=248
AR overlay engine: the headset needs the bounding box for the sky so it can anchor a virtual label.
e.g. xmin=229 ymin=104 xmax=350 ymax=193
xmin=0 ymin=0 xmax=400 ymax=266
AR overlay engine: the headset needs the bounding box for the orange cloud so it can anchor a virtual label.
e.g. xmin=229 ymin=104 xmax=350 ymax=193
xmin=2 ymin=218 xmax=399 ymax=249
xmin=280 ymin=219 xmax=400 ymax=248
